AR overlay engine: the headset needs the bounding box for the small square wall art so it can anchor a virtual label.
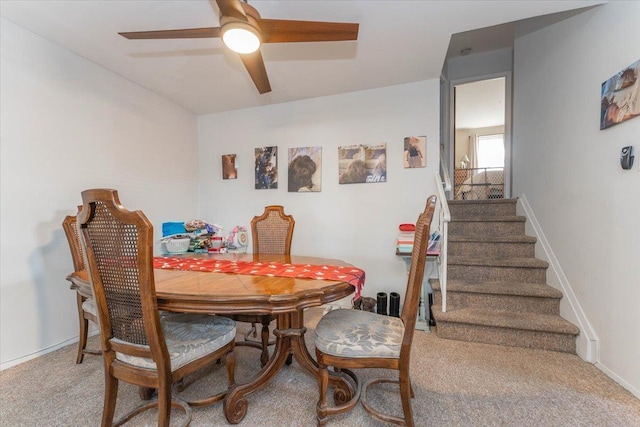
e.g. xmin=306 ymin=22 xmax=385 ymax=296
xmin=288 ymin=146 xmax=322 ymax=192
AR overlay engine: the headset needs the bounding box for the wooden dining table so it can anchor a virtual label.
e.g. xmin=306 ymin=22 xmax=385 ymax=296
xmin=152 ymin=252 xmax=361 ymax=424
xmin=69 ymin=252 xmax=361 ymax=423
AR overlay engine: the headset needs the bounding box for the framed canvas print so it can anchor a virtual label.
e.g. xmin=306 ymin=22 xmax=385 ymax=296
xmin=404 ymin=136 xmax=426 ymax=168
xmin=288 ymin=146 xmax=322 ymax=192
xmin=255 ymin=146 xmax=278 ymax=189
xmin=601 ymin=59 xmax=640 ymax=130
xmin=222 ymin=154 xmax=237 ymax=179
xmin=338 ymin=144 xmax=386 ymax=184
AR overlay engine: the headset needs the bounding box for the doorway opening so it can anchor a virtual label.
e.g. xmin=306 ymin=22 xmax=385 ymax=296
xmin=452 ymin=76 xmax=509 ymax=200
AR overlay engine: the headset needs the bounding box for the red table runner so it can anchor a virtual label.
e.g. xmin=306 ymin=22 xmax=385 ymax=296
xmin=153 ymin=257 xmax=365 ymax=299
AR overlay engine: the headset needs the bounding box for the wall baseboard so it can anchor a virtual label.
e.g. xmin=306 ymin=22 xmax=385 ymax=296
xmin=0 ymin=331 xmax=98 ymax=371
xmin=517 ymin=194 xmax=599 ymax=363
xmin=596 ymin=362 xmax=640 ymax=399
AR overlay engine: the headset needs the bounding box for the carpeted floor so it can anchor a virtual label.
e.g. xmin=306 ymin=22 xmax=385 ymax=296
xmin=1 ymin=307 xmax=639 ymax=427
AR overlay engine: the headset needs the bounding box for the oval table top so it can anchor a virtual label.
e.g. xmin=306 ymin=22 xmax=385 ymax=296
xmin=153 ymin=253 xmax=356 ymax=315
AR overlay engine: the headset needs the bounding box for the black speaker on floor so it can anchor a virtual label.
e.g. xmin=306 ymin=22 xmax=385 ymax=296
xmin=389 ymin=292 xmax=400 ymax=317
xmin=376 ymin=292 xmax=387 ymax=316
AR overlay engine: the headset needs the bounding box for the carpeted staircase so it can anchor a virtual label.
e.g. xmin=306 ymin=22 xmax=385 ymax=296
xmin=431 ymin=198 xmax=580 ymax=353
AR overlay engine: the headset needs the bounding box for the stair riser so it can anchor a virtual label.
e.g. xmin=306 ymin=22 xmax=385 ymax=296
xmin=448 ymin=203 xmax=516 ymax=217
xmin=448 ymin=265 xmax=546 ymax=283
xmin=433 ymin=291 xmax=560 ymax=315
xmin=448 ymin=241 xmax=535 ymax=258
xmin=449 ymin=221 xmax=525 ymax=236
xmin=435 ymin=322 xmax=576 ymax=353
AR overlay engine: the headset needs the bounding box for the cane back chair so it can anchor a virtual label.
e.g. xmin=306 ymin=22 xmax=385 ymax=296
xmin=250 ymin=205 xmax=295 ymax=255
xmin=314 ymin=195 xmax=437 ymax=426
xmin=78 ymin=188 xmax=236 ymax=427
xmin=63 ymin=207 xmax=100 ymax=364
xmin=229 ymin=205 xmax=295 ymax=366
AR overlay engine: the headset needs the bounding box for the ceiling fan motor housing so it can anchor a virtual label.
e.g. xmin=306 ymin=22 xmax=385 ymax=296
xmin=220 ymin=3 xmax=262 ymax=46
xmin=220 ymin=3 xmax=262 ymax=53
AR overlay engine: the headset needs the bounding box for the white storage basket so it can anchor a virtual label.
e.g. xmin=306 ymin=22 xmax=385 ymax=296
xmin=164 ymin=237 xmax=191 ymax=254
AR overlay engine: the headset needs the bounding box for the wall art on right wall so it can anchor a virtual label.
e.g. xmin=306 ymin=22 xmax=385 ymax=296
xmin=404 ymin=136 xmax=426 ymax=168
xmin=601 ymin=59 xmax=640 ymax=130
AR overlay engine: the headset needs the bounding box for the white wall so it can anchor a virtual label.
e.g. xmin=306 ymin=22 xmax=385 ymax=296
xmin=446 ymin=48 xmax=513 ymax=82
xmin=197 ymin=81 xmax=440 ymax=304
xmin=0 ymin=19 xmax=199 ymax=368
xmin=512 ymin=2 xmax=640 ymax=396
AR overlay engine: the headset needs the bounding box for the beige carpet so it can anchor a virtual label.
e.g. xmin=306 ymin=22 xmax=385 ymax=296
xmin=1 ymin=307 xmax=639 ymax=427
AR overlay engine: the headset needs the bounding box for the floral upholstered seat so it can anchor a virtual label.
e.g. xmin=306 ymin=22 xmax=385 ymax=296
xmin=314 ymin=309 xmax=404 ymax=358
xmin=115 ymin=314 xmax=236 ymax=370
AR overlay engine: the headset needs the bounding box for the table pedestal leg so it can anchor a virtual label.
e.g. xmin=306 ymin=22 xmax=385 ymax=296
xmin=223 ymin=309 xmax=355 ymax=424
xmin=224 ymin=312 xmax=294 ymax=423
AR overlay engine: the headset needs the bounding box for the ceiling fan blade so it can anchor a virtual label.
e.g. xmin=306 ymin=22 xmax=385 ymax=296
xmin=119 ymin=27 xmax=221 ymax=40
xmin=239 ymin=50 xmax=272 ymax=94
xmin=215 ymin=0 xmax=248 ymax=22
xmin=258 ymin=19 xmax=359 ymax=43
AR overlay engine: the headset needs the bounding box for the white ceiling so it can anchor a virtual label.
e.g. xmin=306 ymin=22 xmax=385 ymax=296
xmin=0 ymin=1 xmax=601 ymax=115
xmin=455 ymin=77 xmax=506 ymax=130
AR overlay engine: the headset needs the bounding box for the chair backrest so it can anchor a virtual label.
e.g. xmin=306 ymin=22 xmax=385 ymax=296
xmin=400 ymin=195 xmax=437 ymax=353
xmin=77 ymin=189 xmax=169 ymax=368
xmin=250 ymin=205 xmax=295 ymax=255
xmin=62 ymin=206 xmax=86 ymax=272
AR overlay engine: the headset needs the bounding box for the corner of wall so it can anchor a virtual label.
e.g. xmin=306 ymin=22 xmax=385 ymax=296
xmin=516 ymin=194 xmax=599 ymax=364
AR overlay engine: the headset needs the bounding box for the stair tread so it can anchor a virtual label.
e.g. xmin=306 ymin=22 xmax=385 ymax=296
xmin=448 ymin=257 xmax=549 ymax=269
xmin=448 ymin=235 xmax=536 ymax=243
xmin=432 ymin=307 xmax=580 ymax=335
xmin=431 ymin=280 xmax=563 ymax=298
xmin=450 ymin=215 xmax=526 ymax=223
xmin=448 ymin=199 xmax=518 ymax=206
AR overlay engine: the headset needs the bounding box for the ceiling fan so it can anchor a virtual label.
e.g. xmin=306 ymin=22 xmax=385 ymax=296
xmin=119 ymin=0 xmax=359 ymax=94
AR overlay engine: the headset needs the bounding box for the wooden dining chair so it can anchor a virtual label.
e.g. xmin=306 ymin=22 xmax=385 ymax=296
xmin=230 ymin=205 xmax=295 ymax=366
xmin=314 ymin=195 xmax=437 ymax=427
xmin=78 ymin=188 xmax=236 ymax=427
xmin=250 ymin=205 xmax=295 ymax=255
xmin=63 ymin=208 xmax=101 ymax=364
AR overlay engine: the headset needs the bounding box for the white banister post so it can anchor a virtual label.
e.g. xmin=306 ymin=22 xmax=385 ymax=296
xmin=434 ymin=170 xmax=450 ymax=313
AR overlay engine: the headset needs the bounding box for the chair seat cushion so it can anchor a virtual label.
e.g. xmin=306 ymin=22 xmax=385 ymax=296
xmin=314 ymin=309 xmax=404 ymax=358
xmin=81 ymin=298 xmax=97 ymax=317
xmin=114 ymin=314 xmax=236 ymax=370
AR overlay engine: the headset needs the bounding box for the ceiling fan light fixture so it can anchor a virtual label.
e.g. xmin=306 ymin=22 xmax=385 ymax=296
xmin=221 ymin=21 xmax=261 ymax=54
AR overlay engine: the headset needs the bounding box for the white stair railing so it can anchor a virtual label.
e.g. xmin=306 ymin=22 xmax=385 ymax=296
xmin=435 ymin=160 xmax=451 ymax=312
